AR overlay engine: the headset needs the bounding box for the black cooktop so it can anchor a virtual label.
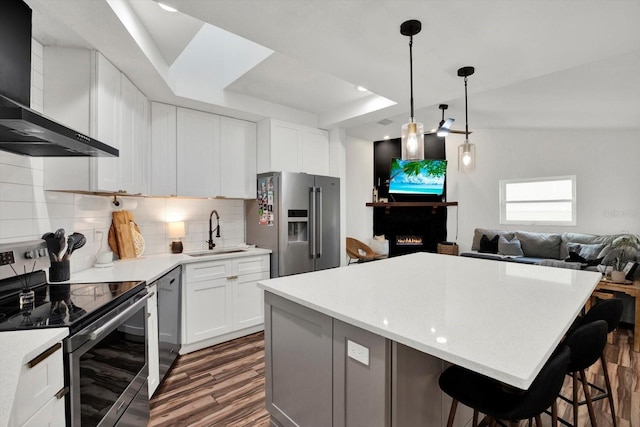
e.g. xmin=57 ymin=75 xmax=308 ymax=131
xmin=0 ymin=271 xmax=145 ymax=333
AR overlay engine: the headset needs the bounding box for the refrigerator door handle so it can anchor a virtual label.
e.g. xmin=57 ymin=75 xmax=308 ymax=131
xmin=309 ymin=187 xmax=317 ymax=258
xmin=317 ymin=187 xmax=323 ymax=257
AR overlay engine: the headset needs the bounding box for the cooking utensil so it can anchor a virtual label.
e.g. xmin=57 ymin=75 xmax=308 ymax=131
xmin=65 ymin=234 xmax=75 ymax=258
xmin=63 ymin=233 xmax=86 ymax=259
xmin=54 ymin=228 xmax=66 ymax=261
xmin=42 ymin=232 xmax=59 ymax=261
xmin=72 ymin=233 xmax=87 ymax=253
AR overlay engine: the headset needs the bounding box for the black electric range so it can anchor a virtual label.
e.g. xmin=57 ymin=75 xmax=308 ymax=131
xmin=0 ymin=271 xmax=145 ymax=333
xmin=0 ymin=239 xmax=145 ymax=334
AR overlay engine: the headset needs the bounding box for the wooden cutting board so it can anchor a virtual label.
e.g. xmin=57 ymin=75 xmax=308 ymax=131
xmin=108 ymin=210 xmax=140 ymax=259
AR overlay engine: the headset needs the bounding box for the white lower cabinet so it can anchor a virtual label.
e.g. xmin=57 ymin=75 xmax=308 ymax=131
xmin=147 ymin=283 xmax=160 ymax=397
xmin=12 ymin=342 xmax=66 ymax=427
xmin=182 ymin=254 xmax=269 ymax=354
xmin=21 ymin=390 xmax=66 ymax=427
xmin=185 ymin=275 xmax=233 ymax=343
xmin=232 ymin=272 xmax=266 ymax=330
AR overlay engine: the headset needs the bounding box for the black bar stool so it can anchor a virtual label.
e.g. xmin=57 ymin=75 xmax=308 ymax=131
xmin=562 ymin=299 xmax=623 ymax=426
xmin=557 ymin=320 xmax=609 ymax=426
xmin=439 ymin=345 xmax=572 ymax=427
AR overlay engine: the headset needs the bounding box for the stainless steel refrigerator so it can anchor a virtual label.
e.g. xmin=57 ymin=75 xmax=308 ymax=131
xmin=246 ymin=172 xmax=340 ymax=278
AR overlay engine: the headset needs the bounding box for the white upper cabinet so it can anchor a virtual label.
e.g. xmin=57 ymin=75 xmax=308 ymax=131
xmin=220 ymin=117 xmax=257 ymax=199
xmin=301 ymin=126 xmax=330 ymax=175
xmin=92 ymin=52 xmax=121 ymax=192
xmin=257 ymin=118 xmax=330 ymax=175
xmin=150 ymin=102 xmax=177 ymax=196
xmin=150 ymin=106 xmax=256 ymax=198
xmin=257 ymin=119 xmax=302 ymax=173
xmin=176 ymin=107 xmax=221 ymax=197
xmin=43 ymin=49 xmax=149 ymax=193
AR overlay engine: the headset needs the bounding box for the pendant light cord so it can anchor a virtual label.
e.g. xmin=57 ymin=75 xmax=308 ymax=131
xmin=464 ymin=76 xmax=469 ymax=139
xmin=409 ymin=36 xmax=414 ymax=122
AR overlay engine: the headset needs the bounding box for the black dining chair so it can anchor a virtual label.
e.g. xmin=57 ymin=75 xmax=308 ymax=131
xmin=563 ymin=299 xmax=623 ymax=427
xmin=439 ymin=345 xmax=572 ymax=427
xmin=558 ymin=319 xmax=609 ymax=427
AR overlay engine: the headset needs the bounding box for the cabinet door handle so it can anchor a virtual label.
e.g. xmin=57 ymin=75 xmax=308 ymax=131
xmin=55 ymin=386 xmax=69 ymax=400
xmin=227 ymin=275 xmax=238 ymax=280
xmin=27 ymin=342 xmax=61 ymax=369
xmin=169 ymin=278 xmax=176 ymax=284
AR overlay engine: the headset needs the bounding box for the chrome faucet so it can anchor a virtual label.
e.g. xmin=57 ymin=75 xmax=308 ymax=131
xmin=208 ymin=210 xmax=220 ymax=250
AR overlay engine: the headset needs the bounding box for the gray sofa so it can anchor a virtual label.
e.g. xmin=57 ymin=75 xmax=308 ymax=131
xmin=460 ymin=228 xmax=640 ymax=324
xmin=460 ymin=228 xmax=640 ymax=274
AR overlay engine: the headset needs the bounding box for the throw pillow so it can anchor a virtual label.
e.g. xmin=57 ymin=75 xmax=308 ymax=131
xmin=479 ymin=234 xmax=499 ymax=254
xmin=514 ymin=231 xmax=562 ymax=259
xmin=498 ymin=235 xmax=524 ymax=257
xmin=565 ymin=242 xmax=604 ymax=261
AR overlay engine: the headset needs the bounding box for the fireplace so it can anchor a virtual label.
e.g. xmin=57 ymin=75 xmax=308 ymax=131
xmin=396 ymin=235 xmax=423 ymax=246
xmin=373 ymin=206 xmax=447 ymax=257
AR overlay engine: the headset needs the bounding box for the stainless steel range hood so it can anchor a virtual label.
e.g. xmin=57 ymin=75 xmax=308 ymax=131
xmin=0 ymin=0 xmax=118 ymax=157
xmin=0 ymin=95 xmax=119 ymax=156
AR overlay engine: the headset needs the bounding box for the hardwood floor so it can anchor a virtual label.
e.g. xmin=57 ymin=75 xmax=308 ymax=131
xmin=149 ymin=328 xmax=639 ymax=427
xmin=149 ymin=332 xmax=269 ymax=427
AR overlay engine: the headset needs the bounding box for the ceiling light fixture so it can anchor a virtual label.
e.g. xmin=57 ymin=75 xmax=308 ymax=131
xmin=157 ymin=2 xmax=178 ymax=12
xmin=399 ymin=20 xmax=424 ymax=160
xmin=457 ymin=66 xmax=475 ymax=172
xmin=355 ymin=85 xmax=368 ymax=92
xmin=436 ymin=104 xmax=455 ymax=137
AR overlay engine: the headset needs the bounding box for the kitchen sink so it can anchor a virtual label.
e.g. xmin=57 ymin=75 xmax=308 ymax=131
xmin=185 ymin=249 xmax=247 ymax=257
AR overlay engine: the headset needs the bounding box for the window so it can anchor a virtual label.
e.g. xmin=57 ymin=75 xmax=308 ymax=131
xmin=500 ymin=176 xmax=576 ymax=225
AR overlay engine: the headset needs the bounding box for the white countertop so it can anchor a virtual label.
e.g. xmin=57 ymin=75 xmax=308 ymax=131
xmin=68 ymin=247 xmax=271 ymax=284
xmin=258 ymin=252 xmax=602 ymax=389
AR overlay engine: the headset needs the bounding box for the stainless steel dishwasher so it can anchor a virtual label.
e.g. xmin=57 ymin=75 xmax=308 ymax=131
xmin=156 ymin=265 xmax=182 ymax=382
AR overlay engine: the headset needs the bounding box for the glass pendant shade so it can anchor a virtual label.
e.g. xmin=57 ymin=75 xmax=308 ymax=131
xmin=458 ymin=141 xmax=475 ymax=172
xmin=401 ymin=121 xmax=424 ymax=160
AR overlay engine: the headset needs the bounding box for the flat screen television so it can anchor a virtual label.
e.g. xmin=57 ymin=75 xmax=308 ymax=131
xmin=389 ymin=158 xmax=447 ymax=195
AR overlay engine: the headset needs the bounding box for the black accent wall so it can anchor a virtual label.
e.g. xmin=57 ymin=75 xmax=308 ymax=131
xmin=372 ymin=134 xmax=448 ymax=256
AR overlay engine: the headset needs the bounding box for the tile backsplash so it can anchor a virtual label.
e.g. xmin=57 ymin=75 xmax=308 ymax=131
xmin=0 ymin=152 xmax=246 ymax=272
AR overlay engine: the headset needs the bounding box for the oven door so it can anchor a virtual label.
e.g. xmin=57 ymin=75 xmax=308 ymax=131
xmin=67 ymin=291 xmax=151 ymax=427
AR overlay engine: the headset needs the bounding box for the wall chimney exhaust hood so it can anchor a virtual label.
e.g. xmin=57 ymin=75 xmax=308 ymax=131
xmin=0 ymin=0 xmax=118 ymax=157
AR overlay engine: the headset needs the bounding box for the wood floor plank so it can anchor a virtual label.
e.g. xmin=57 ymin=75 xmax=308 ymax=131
xmin=150 ymin=327 xmax=639 ymax=426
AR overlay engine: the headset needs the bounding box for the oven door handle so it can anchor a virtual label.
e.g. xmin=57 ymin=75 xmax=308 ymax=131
xmin=87 ymin=293 xmax=152 ymax=341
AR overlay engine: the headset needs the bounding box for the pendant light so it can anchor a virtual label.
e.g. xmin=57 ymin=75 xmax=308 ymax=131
xmin=436 ymin=104 xmax=455 ymax=137
xmin=457 ymin=66 xmax=475 ymax=172
xmin=400 ymin=20 xmax=424 ymax=160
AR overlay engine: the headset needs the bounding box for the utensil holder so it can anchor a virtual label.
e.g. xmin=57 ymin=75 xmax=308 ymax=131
xmin=49 ymin=260 xmax=70 ymax=282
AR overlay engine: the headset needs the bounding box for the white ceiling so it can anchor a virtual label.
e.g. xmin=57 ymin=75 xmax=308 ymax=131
xmin=24 ymin=0 xmax=640 ymax=142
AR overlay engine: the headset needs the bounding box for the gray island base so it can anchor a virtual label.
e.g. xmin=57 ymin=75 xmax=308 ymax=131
xmin=258 ymin=252 xmax=601 ymax=426
xmin=264 ymin=292 xmax=471 ymax=426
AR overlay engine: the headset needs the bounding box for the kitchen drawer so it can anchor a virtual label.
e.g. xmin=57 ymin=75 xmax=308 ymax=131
xmin=234 ymin=255 xmax=269 ymax=275
xmin=185 ymin=259 xmax=231 ymax=283
xmin=13 ymin=343 xmax=65 ymax=426
xmin=21 ymin=391 xmax=66 ymax=427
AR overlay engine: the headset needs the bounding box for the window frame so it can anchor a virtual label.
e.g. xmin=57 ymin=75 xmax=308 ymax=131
xmin=499 ymin=175 xmax=577 ymax=226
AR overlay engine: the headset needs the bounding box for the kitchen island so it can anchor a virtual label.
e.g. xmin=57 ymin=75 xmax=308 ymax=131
xmin=258 ymin=252 xmax=602 ymax=426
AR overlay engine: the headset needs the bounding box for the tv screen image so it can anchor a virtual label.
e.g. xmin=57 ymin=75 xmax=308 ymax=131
xmin=389 ymin=158 xmax=447 ymax=195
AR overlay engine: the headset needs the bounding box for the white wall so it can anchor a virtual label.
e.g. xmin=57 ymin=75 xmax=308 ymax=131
xmin=445 ymin=129 xmax=640 ymax=251
xmin=329 ymin=129 xmax=348 ymax=266
xmin=345 ymin=135 xmax=373 ymax=243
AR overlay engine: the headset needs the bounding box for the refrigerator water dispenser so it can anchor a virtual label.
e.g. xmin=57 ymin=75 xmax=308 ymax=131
xmin=287 ymin=210 xmax=308 ymax=242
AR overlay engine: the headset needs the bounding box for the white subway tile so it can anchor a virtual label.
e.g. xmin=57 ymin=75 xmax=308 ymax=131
xmin=0 ymin=202 xmax=34 ymax=220
xmin=0 ymin=183 xmax=36 ymax=202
